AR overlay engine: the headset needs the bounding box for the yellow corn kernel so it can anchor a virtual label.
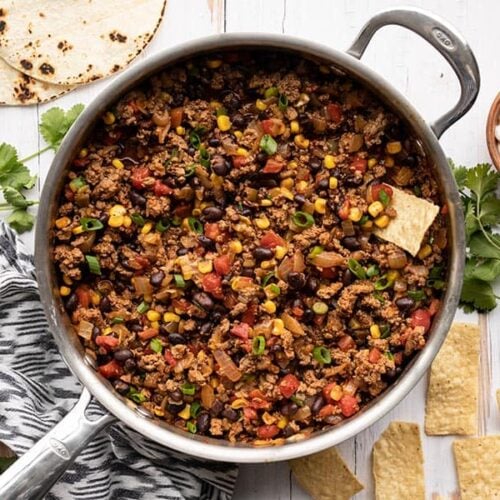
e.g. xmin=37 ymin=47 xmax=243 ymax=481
xmin=324 ymin=154 xmax=335 ymax=169
xmin=234 ymin=130 xmax=243 ymax=140
xmin=280 ymin=178 xmax=294 ymax=190
xmin=108 ymin=215 xmax=124 ymax=227
xmin=288 ymin=160 xmax=298 ymax=169
xmin=90 ymin=291 xmax=101 ymax=306
xmin=260 ymin=199 xmax=273 ymax=207
xmin=277 ymin=416 xmax=289 ymax=429
xmin=103 ymin=327 xmax=113 ymax=336
xmin=370 ymin=324 xmax=381 ymax=339
xmin=153 ymin=407 xmax=165 ymax=417
xmin=387 ymin=270 xmax=400 ymax=282
xmin=294 ymin=134 xmax=310 ymax=149
xmin=141 ymin=222 xmax=153 ymax=234
xmin=198 ymin=260 xmax=213 ymax=274
xmin=262 ymin=412 xmax=276 ymax=425
xmin=274 ymin=245 xmax=287 ymax=260
xmin=112 ymin=158 xmax=124 ymax=169
xmin=263 ymin=300 xmax=276 ymax=314
xmin=269 ymin=187 xmax=281 ymax=198
xmin=329 ymin=384 xmax=343 ymax=402
xmin=255 ymin=216 xmax=270 ymax=229
xmin=329 ymin=177 xmax=338 ymax=190
xmin=210 ymin=377 xmax=219 ymax=388
xmin=103 ymin=111 xmax=116 ymax=125
xmin=207 ymin=59 xmax=222 ymax=69
xmin=256 ymin=99 xmax=267 ymax=111
xmin=231 ymin=398 xmax=248 ymax=409
xmin=72 ymin=225 xmax=84 ymax=234
xmin=55 ymin=217 xmax=71 ymax=229
xmin=176 ymin=126 xmax=185 ymax=135
xmin=231 ymin=276 xmax=252 ymax=291
xmin=217 ymin=114 xmax=232 ymax=132
xmin=59 ymin=286 xmax=71 ymax=297
xmin=280 ymin=188 xmax=294 ymax=200
xmin=272 ymin=318 xmax=285 ymax=335
xmin=163 ymin=312 xmax=180 ymax=323
xmin=368 ymin=201 xmax=384 ymax=218
xmin=229 ymin=240 xmax=243 ymax=254
xmin=418 ymin=243 xmax=432 ymax=260
xmin=386 ymin=141 xmax=402 ymax=155
xmin=122 ymin=215 xmax=132 ymax=228
xmin=79 ymin=148 xmax=88 ymax=158
xmin=368 ymin=158 xmax=377 ymax=168
xmin=236 ymin=147 xmax=248 ymax=157
xmin=261 ymin=259 xmax=276 ymax=270
xmin=63 ymin=275 xmax=73 ymax=286
xmin=374 ymin=214 xmax=390 ymax=228
xmin=290 ymin=120 xmax=300 ymax=134
xmin=151 ymin=321 xmax=160 ymax=330
xmin=296 ymin=180 xmax=308 ymax=193
xmin=314 ymin=198 xmax=327 ymax=214
xmin=361 ymin=220 xmax=373 ymax=231
xmin=209 ymin=100 xmax=222 ymax=110
xmin=191 ymin=210 xmax=201 ymax=220
xmin=110 ymin=204 xmax=126 ymax=217
xmin=264 ymin=284 xmax=280 ymax=299
xmin=384 ymin=156 xmax=395 ymax=168
xmin=147 ymin=310 xmax=161 ymax=322
xmin=178 ymin=405 xmax=191 ymax=420
xmin=348 ymin=207 xmax=363 ymax=222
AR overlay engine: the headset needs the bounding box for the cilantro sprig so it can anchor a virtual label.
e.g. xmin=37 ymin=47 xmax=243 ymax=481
xmin=452 ymin=161 xmax=500 ymax=312
xmin=0 ymin=104 xmax=84 ymax=233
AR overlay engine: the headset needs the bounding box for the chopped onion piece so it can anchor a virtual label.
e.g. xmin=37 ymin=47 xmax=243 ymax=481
xmin=201 ymin=384 xmax=215 ymax=409
xmin=281 ymin=313 xmax=305 ymax=335
xmin=77 ymin=320 xmax=94 ymax=340
xmin=341 ymin=220 xmax=355 ymax=236
xmin=132 ymin=276 xmax=153 ymax=297
xmin=312 ymin=251 xmax=345 ymax=268
xmin=213 ymin=349 xmax=242 ymax=382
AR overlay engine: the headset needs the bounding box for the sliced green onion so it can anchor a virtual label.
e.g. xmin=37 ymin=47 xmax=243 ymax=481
xmin=174 ymin=274 xmax=186 ymax=288
xmin=359 ymin=215 xmax=370 ymax=226
xmin=380 ymin=324 xmax=391 ymax=339
xmin=268 ymin=284 xmax=281 ymax=297
xmin=261 ymin=272 xmax=275 ymax=287
xmin=313 ymin=346 xmax=331 ymax=364
xmin=385 ymin=351 xmax=395 ymax=361
xmin=127 ymin=387 xmax=146 ymax=403
xmin=137 ymin=301 xmax=149 ymax=314
xmin=308 ymin=245 xmax=324 ymax=259
xmin=292 ymin=211 xmax=315 ymax=229
xmin=85 ymin=255 xmax=101 ymax=275
xmin=111 ymin=316 xmax=124 ymax=325
xmin=366 ymin=265 xmax=380 ymax=278
xmin=185 ymin=164 xmax=196 ymax=178
xmin=312 ymin=301 xmax=328 ymax=315
xmin=181 ymin=382 xmax=196 ymax=396
xmin=408 ymin=290 xmax=426 ymax=301
xmin=189 ymin=131 xmax=201 ymax=149
xmin=379 ymin=189 xmax=390 ymax=207
xmin=348 ymin=258 xmax=366 ymax=280
xmin=429 ymin=266 xmax=444 ymax=279
xmin=278 ymin=94 xmax=288 ymax=111
xmin=186 ymin=421 xmax=197 ymax=434
xmin=252 ymin=335 xmax=266 ymax=356
xmin=80 ymin=217 xmax=104 ymax=231
xmin=216 ymin=106 xmax=228 ymax=117
xmin=130 ymin=213 xmax=145 ymax=227
xmin=171 ymin=215 xmax=181 ymax=226
xmin=188 ymin=217 xmax=203 ymax=234
xmin=190 ymin=401 xmax=201 ymax=418
xmin=155 ymin=218 xmax=170 ymax=233
xmin=199 ymin=147 xmax=210 ymax=168
xmin=259 ymin=134 xmax=277 ymax=155
xmin=428 ymin=279 xmax=445 ymax=290
xmin=264 ymin=86 xmax=279 ymax=98
xmin=290 ymin=395 xmax=304 ymax=407
xmin=149 ymin=338 xmax=163 ymax=353
xmin=374 ymin=275 xmax=393 ymax=290
xmin=373 ymin=291 xmax=385 ymax=303
xmin=69 ymin=176 xmax=86 ymax=191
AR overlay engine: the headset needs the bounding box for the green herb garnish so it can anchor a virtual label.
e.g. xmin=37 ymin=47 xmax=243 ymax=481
xmin=174 ymin=274 xmax=186 ymax=288
xmin=136 ymin=301 xmax=149 ymax=314
xmin=190 ymin=401 xmax=201 ymax=418
xmin=278 ymin=94 xmax=288 ymax=111
xmin=80 ymin=217 xmax=104 ymax=231
xmin=259 ymin=134 xmax=277 ymax=155
xmin=181 ymin=382 xmax=196 ymax=396
xmin=408 ymin=290 xmax=426 ymax=302
xmin=188 ymin=217 xmax=203 ymax=234
xmin=347 ymin=258 xmax=366 ymax=279
xmin=252 ymin=335 xmax=266 ymax=356
xmin=149 ymin=338 xmax=163 ymax=353
xmin=313 ymin=345 xmax=331 ymax=364
xmin=264 ymin=87 xmax=279 ymax=98
xmin=292 ymin=211 xmax=315 ymax=229
xmin=127 ymin=387 xmax=146 ymax=403
xmin=85 ymin=255 xmax=101 ymax=275
xmin=155 ymin=218 xmax=170 ymax=233
xmin=131 ymin=213 xmax=145 ymax=226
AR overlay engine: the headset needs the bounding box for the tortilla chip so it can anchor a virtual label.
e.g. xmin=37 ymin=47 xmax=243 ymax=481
xmin=0 ymin=0 xmax=166 ymax=86
xmin=0 ymin=57 xmax=74 ymax=105
xmin=453 ymin=436 xmax=500 ymax=499
xmin=373 ymin=186 xmax=439 ymax=256
xmin=290 ymin=447 xmax=364 ymax=500
xmin=425 ymin=323 xmax=480 ymax=436
xmin=373 ymin=421 xmax=425 ymax=500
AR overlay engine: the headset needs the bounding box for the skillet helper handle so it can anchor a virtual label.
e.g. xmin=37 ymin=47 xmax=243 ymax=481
xmin=347 ymin=7 xmax=480 ymax=138
xmin=0 ymin=388 xmax=115 ymax=500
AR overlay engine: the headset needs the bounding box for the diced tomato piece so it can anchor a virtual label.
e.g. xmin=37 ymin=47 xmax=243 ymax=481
xmin=172 ymin=298 xmax=190 ymax=312
xmin=214 ymin=254 xmax=231 ymax=275
xmin=173 ymin=204 xmax=192 ymax=219
xmin=320 ymin=267 xmax=337 ymax=279
xmin=411 ymin=308 xmax=432 ymax=333
xmin=164 ymin=350 xmax=177 ymax=367
xmin=256 ymin=424 xmax=280 ymax=439
xmin=233 ymin=156 xmax=248 ymax=168
xmin=249 ymin=389 xmax=271 ymax=410
xmin=262 ymin=158 xmax=285 ymax=174
xmin=291 ymin=306 xmax=304 ymax=317
xmin=243 ymin=407 xmax=258 ymax=421
xmin=368 ymin=348 xmax=382 ymax=364
xmin=338 ymin=335 xmax=355 ymax=352
xmin=153 ymin=180 xmax=173 ymax=196
xmin=95 ymin=336 xmax=119 ymax=349
xmin=131 ymin=167 xmax=149 ymax=190
xmin=98 ymin=359 xmax=122 ymax=379
xmin=241 ymin=303 xmax=257 ymax=326
xmin=72 ymin=158 xmax=89 ymax=168
xmin=204 ymin=222 xmax=221 ymax=240
xmin=261 ymin=118 xmax=284 ymax=136
xmin=326 ymin=103 xmax=343 ymax=123
xmin=367 ymin=183 xmax=394 ymax=204
xmin=170 ymin=107 xmax=184 ymax=128
xmin=429 ymin=299 xmax=440 ymax=316
xmin=394 ymin=352 xmax=404 ymax=366
xmin=75 ymin=285 xmax=91 ymax=308
xmin=318 ymin=404 xmax=336 ymax=418
xmin=338 ymin=200 xmax=350 ymax=220
xmin=322 ymin=383 xmax=336 ymax=404
xmin=441 ymin=204 xmax=449 ymax=215
xmin=131 ymin=255 xmax=149 ymax=270
xmin=351 ymin=157 xmax=367 ymax=174
xmin=339 ymin=394 xmax=359 ymax=417
xmin=138 ymin=328 xmax=159 ymax=341
xmin=260 ymin=230 xmax=286 ymax=249
xmin=64 ymin=186 xmax=75 ymax=201
xmin=104 ymin=129 xmax=122 ymax=145
xmin=223 ymin=292 xmax=239 ymax=310
xmin=202 ymin=273 xmax=223 ymax=298
xmin=231 ymin=323 xmax=250 ymax=340
xmin=279 ymin=374 xmax=300 ymax=398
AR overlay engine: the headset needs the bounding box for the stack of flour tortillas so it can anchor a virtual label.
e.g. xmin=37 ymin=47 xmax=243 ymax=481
xmin=0 ymin=0 xmax=166 ymax=105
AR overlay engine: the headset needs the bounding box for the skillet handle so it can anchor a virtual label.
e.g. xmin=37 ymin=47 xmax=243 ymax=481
xmin=347 ymin=7 xmax=480 ymax=138
xmin=0 ymin=388 xmax=115 ymax=500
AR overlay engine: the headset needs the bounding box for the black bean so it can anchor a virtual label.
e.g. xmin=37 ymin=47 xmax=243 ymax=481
xmin=310 ymin=158 xmax=322 ymax=171
xmin=303 ymin=309 xmax=315 ymax=323
xmin=130 ymin=190 xmax=146 ymax=206
xmin=281 ymin=402 xmax=299 ymax=417
xmin=208 ymin=138 xmax=220 ymax=147
xmin=188 ymin=146 xmax=196 ymax=155
xmin=223 ymin=92 xmax=241 ymax=111
xmin=253 ymin=247 xmax=274 ymax=261
xmin=317 ymin=178 xmax=329 ymax=190
xmin=239 ymin=206 xmax=252 ymax=216
xmin=256 ymin=152 xmax=268 ymax=165
xmin=395 ymin=296 xmax=415 ymax=311
xmin=305 ymin=276 xmax=320 ymax=294
xmin=123 ymin=358 xmax=137 ymax=373
xmin=169 ymin=389 xmax=183 ymax=402
xmin=92 ymin=326 xmax=100 ymax=341
xmin=167 ymin=403 xmax=183 ymax=414
xmin=177 ymin=248 xmax=189 ymax=256
xmin=311 ymin=394 xmax=326 ymax=415
xmin=203 ymin=206 xmax=224 ymax=221
xmin=113 ymin=380 xmax=129 ymax=395
xmin=383 ymin=368 xmax=398 ymax=381
xmin=252 ymin=178 xmax=277 ymax=188
xmin=210 ymin=399 xmax=224 ymax=417
xmin=288 ymin=272 xmax=306 ymax=289
xmin=99 ymin=296 xmax=111 ymax=313
xmin=192 ymin=292 xmax=214 ymax=311
xmin=221 ymin=407 xmax=239 ymax=422
xmin=240 ymin=268 xmax=255 ymax=278
xmin=232 ymin=114 xmax=245 ymax=128
xmin=199 ymin=322 xmax=212 ymax=335
xmin=294 ymin=194 xmax=306 ymax=205
xmin=198 ymin=235 xmax=215 ymax=249
xmin=168 ymin=333 xmax=186 ymax=345
xmin=65 ymin=293 xmax=78 ymax=312
xmin=196 ymin=412 xmax=211 ymax=434
xmin=150 ymin=271 xmax=165 ymax=287
xmin=282 ymin=425 xmax=295 ymax=438
xmin=342 ymin=269 xmax=354 ymax=286
xmin=114 ymin=349 xmax=133 ymax=362
xmin=211 ymin=155 xmax=228 ymax=176
xmin=129 ymin=323 xmax=143 ymax=333
xmin=341 ymin=236 xmax=360 ymax=251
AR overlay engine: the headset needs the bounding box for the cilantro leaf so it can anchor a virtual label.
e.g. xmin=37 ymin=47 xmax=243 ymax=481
xmin=6 ymin=209 xmax=35 ymax=233
xmin=463 ymin=200 xmax=479 ymax=242
xmin=0 ymin=143 xmax=34 ymax=191
xmin=478 ymin=197 xmax=500 ymax=227
xmin=469 ymin=232 xmax=500 ymax=259
xmin=465 ymin=258 xmax=500 ymax=282
xmin=452 ymin=164 xmax=468 ymax=189
xmin=460 ymin=277 xmax=497 ymax=312
xmin=2 ymin=187 xmax=36 ymax=209
xmin=40 ymin=104 xmax=84 ymax=150
xmin=465 ymin=163 xmax=499 ymax=200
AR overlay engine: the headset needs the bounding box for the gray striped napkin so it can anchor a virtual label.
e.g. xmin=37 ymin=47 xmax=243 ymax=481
xmin=0 ymin=222 xmax=238 ymax=500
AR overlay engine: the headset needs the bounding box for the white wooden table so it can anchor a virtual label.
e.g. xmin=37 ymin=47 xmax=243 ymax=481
xmin=1 ymin=1 xmax=498 ymax=498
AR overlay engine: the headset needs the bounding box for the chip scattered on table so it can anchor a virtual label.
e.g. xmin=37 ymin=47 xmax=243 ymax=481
xmin=0 ymin=0 xmax=166 ymax=86
xmin=425 ymin=322 xmax=480 ymax=436
xmin=373 ymin=421 xmax=425 ymax=500
xmin=453 ymin=436 xmax=500 ymax=499
xmin=290 ymin=447 xmax=364 ymax=500
xmin=373 ymin=186 xmax=439 ymax=256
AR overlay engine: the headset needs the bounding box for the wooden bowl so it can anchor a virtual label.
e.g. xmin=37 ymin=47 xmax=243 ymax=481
xmin=486 ymin=92 xmax=500 ymax=170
